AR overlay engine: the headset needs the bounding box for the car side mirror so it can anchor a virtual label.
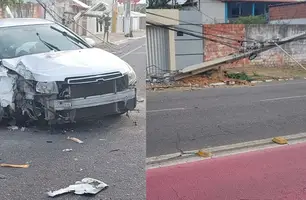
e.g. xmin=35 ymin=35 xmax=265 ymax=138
xmin=84 ymin=38 xmax=96 ymax=47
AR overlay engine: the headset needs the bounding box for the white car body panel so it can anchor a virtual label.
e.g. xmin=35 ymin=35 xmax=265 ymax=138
xmin=2 ymin=48 xmax=130 ymax=82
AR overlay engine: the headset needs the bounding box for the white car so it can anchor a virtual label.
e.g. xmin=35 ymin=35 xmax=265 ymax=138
xmin=0 ymin=18 xmax=137 ymax=124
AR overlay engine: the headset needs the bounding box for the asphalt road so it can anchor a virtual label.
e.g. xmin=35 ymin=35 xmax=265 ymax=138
xmin=147 ymin=80 xmax=306 ymax=157
xmin=0 ymin=38 xmax=146 ymax=200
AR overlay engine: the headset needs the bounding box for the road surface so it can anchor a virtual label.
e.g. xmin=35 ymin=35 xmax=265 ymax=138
xmin=147 ymin=80 xmax=306 ymax=157
xmin=0 ymin=38 xmax=146 ymax=200
xmin=147 ymin=142 xmax=306 ymax=200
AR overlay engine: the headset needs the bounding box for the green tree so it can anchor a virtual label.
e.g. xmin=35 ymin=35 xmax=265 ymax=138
xmin=146 ymin=0 xmax=182 ymax=9
xmin=0 ymin=0 xmax=22 ymax=6
xmin=233 ymin=15 xmax=266 ymax=24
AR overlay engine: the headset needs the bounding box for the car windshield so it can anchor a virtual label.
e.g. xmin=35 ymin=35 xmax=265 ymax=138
xmin=0 ymin=23 xmax=89 ymax=59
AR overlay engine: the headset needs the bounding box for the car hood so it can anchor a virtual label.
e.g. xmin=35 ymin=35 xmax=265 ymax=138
xmin=2 ymin=48 xmax=130 ymax=82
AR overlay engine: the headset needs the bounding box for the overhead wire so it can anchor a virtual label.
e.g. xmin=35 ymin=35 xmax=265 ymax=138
xmin=147 ymin=21 xmax=241 ymax=50
xmin=146 ymin=11 xmax=260 ymax=43
xmin=36 ymin=0 xmax=117 ymax=50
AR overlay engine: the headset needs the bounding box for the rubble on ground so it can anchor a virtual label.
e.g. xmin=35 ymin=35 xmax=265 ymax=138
xmin=47 ymin=178 xmax=108 ymax=197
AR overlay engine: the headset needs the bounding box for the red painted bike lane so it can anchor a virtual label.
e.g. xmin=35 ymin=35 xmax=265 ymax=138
xmin=147 ymin=142 xmax=306 ymax=200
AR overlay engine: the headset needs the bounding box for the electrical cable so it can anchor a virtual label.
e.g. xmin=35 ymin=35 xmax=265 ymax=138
xmin=146 ymin=11 xmax=260 ymax=42
xmin=147 ymin=21 xmax=241 ymax=50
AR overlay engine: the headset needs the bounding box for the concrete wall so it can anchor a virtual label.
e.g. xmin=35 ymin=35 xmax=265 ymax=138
xmin=203 ymin=24 xmax=306 ymax=67
xmin=147 ymin=9 xmax=179 ymax=25
xmin=0 ymin=3 xmax=43 ymax=18
xmin=200 ymin=0 xmax=225 ymax=24
xmin=175 ymin=10 xmax=204 ymax=70
xmin=270 ymin=18 xmax=306 ymax=25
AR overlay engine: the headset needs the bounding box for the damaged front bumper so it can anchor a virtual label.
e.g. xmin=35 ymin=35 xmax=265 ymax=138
xmin=45 ymin=88 xmax=137 ymax=123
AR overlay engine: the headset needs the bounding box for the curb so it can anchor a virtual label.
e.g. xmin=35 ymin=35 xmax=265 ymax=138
xmin=146 ymin=132 xmax=306 ymax=169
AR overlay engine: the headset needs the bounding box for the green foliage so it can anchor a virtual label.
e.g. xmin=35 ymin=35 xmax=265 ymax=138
xmin=226 ymin=72 xmax=253 ymax=82
xmin=146 ymin=0 xmax=181 ymax=9
xmin=233 ymin=15 xmax=266 ymax=24
xmin=0 ymin=0 xmax=23 ymax=6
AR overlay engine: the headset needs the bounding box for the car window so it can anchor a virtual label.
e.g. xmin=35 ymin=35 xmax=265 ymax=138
xmin=0 ymin=23 xmax=89 ymax=59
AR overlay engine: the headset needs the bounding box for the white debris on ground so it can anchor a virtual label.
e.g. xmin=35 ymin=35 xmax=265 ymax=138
xmin=62 ymin=149 xmax=73 ymax=152
xmin=67 ymin=136 xmax=84 ymax=144
xmin=47 ymin=178 xmax=108 ymax=197
xmin=7 ymin=126 xmax=18 ymax=131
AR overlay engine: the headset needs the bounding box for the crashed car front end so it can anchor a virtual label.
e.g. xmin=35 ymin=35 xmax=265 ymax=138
xmin=0 ymin=59 xmax=137 ymax=125
xmin=0 ymin=19 xmax=138 ymax=124
xmin=37 ymin=71 xmax=137 ymax=124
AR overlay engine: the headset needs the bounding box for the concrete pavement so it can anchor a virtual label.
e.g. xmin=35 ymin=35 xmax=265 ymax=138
xmin=147 ymin=80 xmax=306 ymax=157
xmin=147 ymin=142 xmax=306 ymax=200
xmin=0 ymin=38 xmax=146 ymax=200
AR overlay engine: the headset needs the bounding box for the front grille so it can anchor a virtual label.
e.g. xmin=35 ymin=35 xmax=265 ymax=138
xmin=63 ymin=72 xmax=129 ymax=99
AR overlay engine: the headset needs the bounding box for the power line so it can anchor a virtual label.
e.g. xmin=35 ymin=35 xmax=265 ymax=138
xmin=146 ymin=11 xmax=260 ymax=42
xmin=147 ymin=21 xmax=241 ymax=50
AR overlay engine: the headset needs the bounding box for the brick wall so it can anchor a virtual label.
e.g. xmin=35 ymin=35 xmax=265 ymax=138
xmin=203 ymin=24 xmax=250 ymax=68
xmin=203 ymin=24 xmax=306 ymax=68
xmin=270 ymin=2 xmax=306 ymax=21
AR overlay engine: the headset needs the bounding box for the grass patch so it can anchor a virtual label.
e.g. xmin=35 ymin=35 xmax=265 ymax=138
xmin=226 ymin=72 xmax=253 ymax=82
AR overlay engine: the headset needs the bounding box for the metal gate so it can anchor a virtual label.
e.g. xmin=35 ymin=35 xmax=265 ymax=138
xmin=146 ymin=25 xmax=170 ymax=77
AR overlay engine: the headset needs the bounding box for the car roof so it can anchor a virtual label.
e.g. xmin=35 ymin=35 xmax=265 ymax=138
xmin=0 ymin=18 xmax=54 ymax=28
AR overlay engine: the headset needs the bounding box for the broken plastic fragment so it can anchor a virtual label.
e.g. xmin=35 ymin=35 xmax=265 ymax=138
xmin=62 ymin=149 xmax=73 ymax=152
xmin=67 ymin=136 xmax=84 ymax=144
xmin=7 ymin=126 xmax=18 ymax=131
xmin=0 ymin=163 xmax=29 ymax=168
xmin=47 ymin=178 xmax=108 ymax=197
xmin=272 ymin=137 xmax=288 ymax=145
xmin=196 ymin=149 xmax=212 ymax=158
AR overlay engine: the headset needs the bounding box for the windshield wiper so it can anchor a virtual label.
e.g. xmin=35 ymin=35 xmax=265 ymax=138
xmin=36 ymin=33 xmax=60 ymax=51
xmin=50 ymin=26 xmax=88 ymax=48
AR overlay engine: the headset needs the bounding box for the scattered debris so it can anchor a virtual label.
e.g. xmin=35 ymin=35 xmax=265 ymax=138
xmin=47 ymin=178 xmax=108 ymax=197
xmin=209 ymin=82 xmax=225 ymax=87
xmin=109 ymin=149 xmax=120 ymax=153
xmin=62 ymin=149 xmax=73 ymax=152
xmin=251 ymin=80 xmax=263 ymax=84
xmin=67 ymin=136 xmax=84 ymax=144
xmin=272 ymin=137 xmax=288 ymax=145
xmin=0 ymin=174 xmax=6 ymax=179
xmin=7 ymin=126 xmax=18 ymax=131
xmin=0 ymin=163 xmax=29 ymax=168
xmin=133 ymin=121 xmax=137 ymax=126
xmin=196 ymin=149 xmax=212 ymax=158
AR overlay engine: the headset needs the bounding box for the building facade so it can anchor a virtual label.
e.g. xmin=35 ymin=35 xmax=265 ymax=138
xmin=198 ymin=0 xmax=298 ymax=24
xmin=269 ymin=2 xmax=306 ymax=24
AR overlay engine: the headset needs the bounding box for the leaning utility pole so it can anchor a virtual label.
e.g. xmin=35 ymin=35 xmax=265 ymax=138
xmin=123 ymin=0 xmax=132 ymax=37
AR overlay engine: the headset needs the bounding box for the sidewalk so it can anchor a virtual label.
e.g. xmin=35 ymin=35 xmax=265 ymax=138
xmin=147 ymin=142 xmax=306 ymax=200
xmin=86 ymin=30 xmax=146 ymax=46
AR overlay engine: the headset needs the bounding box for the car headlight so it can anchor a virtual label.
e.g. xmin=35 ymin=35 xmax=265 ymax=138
xmin=125 ymin=64 xmax=137 ymax=86
xmin=36 ymin=82 xmax=59 ymax=94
